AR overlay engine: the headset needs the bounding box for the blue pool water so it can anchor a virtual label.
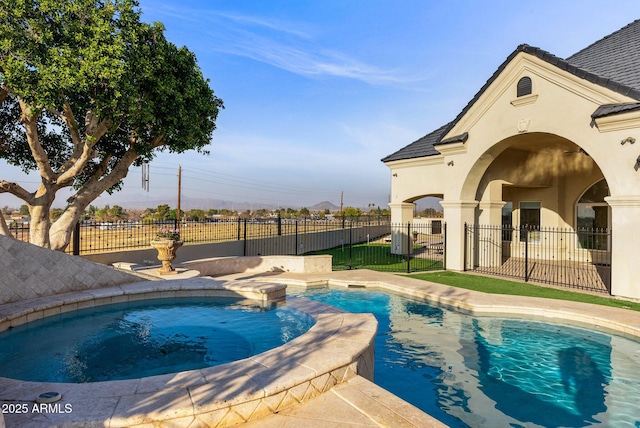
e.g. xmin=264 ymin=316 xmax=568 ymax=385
xmin=0 ymin=297 xmax=314 ymax=383
xmin=291 ymin=287 xmax=640 ymax=428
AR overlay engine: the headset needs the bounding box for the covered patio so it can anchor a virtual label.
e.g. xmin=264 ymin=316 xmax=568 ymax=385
xmin=383 ymin=21 xmax=640 ymax=300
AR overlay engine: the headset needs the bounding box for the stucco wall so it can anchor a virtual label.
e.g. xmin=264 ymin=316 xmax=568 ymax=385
xmin=181 ymin=255 xmax=332 ymax=276
xmin=82 ymin=240 xmax=244 ymax=266
xmin=0 ymin=236 xmax=141 ymax=304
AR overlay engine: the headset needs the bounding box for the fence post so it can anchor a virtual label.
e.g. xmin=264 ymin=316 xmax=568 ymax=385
xmin=443 ymin=222 xmax=447 ymax=271
xmin=237 ymin=218 xmax=241 ymax=241
xmin=406 ymin=222 xmax=411 ymax=273
xmin=73 ymin=221 xmax=81 ymax=255
xmin=463 ymin=223 xmax=467 ymax=271
xmin=243 ymin=218 xmax=247 ymax=256
xmin=277 ymin=214 xmax=282 ymax=236
xmin=523 ymin=227 xmax=529 ymax=282
xmin=349 ymin=221 xmax=353 ymax=269
xmin=295 ymin=220 xmax=298 ymax=255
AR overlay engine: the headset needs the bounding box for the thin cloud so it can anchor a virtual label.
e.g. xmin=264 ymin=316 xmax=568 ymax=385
xmin=214 ymin=34 xmax=413 ymax=85
xmin=143 ymin=3 xmax=422 ymax=85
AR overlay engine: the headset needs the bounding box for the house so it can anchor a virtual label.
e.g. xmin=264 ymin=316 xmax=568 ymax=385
xmin=382 ymin=20 xmax=640 ymax=299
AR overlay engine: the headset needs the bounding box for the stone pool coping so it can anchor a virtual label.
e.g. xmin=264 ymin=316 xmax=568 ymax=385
xmin=0 ymin=277 xmax=377 ymax=427
xmin=253 ymin=269 xmax=640 ymax=339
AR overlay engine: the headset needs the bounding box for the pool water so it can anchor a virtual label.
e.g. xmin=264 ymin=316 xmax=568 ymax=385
xmin=292 ymin=287 xmax=640 ymax=427
xmin=0 ymin=297 xmax=314 ymax=383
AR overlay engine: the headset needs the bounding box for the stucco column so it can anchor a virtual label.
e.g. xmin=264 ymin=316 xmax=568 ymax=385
xmin=389 ymin=202 xmax=415 ymax=255
xmin=478 ymin=201 xmax=506 ymax=225
xmin=478 ymin=201 xmax=506 ymax=267
xmin=605 ymin=195 xmax=640 ymax=299
xmin=440 ymin=200 xmax=478 ymax=272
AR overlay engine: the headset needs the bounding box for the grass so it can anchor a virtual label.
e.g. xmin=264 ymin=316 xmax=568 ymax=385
xmin=410 ymin=271 xmax=640 ymax=312
xmin=307 ymin=243 xmax=443 ymax=271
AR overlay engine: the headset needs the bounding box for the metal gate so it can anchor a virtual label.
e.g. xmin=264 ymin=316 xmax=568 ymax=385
xmin=464 ymin=224 xmax=611 ymax=293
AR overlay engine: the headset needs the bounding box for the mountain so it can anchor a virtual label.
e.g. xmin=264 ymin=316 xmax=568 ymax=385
xmin=308 ymin=201 xmax=340 ymax=211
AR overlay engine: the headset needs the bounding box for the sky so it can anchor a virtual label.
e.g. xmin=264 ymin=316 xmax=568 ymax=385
xmin=2 ymin=1 xmax=640 ymax=211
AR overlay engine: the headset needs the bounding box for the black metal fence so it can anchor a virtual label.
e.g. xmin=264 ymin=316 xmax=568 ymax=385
xmin=6 ymin=216 xmax=447 ymax=273
xmin=59 ymin=215 xmax=388 ymax=255
xmin=464 ymin=224 xmax=611 ymax=293
xmin=304 ymin=220 xmax=445 ymax=273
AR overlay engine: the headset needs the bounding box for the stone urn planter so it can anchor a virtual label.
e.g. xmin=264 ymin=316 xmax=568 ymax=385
xmin=150 ymin=239 xmax=183 ymax=275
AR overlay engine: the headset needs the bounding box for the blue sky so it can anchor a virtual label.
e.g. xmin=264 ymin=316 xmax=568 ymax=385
xmin=2 ymin=1 xmax=640 ymax=211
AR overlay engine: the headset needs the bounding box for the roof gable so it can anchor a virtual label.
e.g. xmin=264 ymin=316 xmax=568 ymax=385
xmin=383 ymin=20 xmax=640 ymax=164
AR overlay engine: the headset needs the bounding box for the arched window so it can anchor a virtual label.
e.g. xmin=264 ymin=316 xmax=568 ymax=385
xmin=517 ymin=77 xmax=532 ymax=97
xmin=576 ymin=179 xmax=610 ymax=250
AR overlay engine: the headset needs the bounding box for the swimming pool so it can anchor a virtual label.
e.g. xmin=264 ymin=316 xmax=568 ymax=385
xmin=0 ymin=297 xmax=315 ymax=382
xmin=292 ymin=286 xmax=640 ymax=427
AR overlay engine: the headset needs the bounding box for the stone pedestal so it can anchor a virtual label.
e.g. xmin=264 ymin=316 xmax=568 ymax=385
xmin=150 ymin=239 xmax=183 ymax=275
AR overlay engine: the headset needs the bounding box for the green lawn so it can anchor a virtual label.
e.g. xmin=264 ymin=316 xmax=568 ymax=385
xmin=410 ymin=271 xmax=640 ymax=312
xmin=306 ymin=243 xmax=443 ymax=271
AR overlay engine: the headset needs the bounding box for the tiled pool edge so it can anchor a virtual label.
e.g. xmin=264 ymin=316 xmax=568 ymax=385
xmin=0 ymin=279 xmax=377 ymax=427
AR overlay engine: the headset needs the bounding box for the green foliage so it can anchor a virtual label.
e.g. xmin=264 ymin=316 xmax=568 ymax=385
xmin=167 ymin=208 xmax=184 ymax=220
xmin=19 ymin=205 xmax=29 ymax=215
xmin=188 ymin=209 xmax=206 ymax=221
xmin=95 ymin=204 xmax=126 ymax=221
xmin=417 ymin=208 xmax=443 ymax=218
xmin=342 ymin=206 xmax=363 ymax=218
xmin=154 ymin=204 xmax=171 ymax=220
xmin=0 ymin=0 xmax=223 ymax=204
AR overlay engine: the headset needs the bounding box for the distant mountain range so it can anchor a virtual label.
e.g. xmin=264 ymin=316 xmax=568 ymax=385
xmin=90 ymin=194 xmax=442 ymax=212
xmin=97 ymin=194 xmax=343 ymax=212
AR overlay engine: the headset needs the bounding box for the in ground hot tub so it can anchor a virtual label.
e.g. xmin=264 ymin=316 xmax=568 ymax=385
xmin=0 ymin=278 xmax=376 ymax=427
xmin=0 ymin=297 xmax=315 ymax=383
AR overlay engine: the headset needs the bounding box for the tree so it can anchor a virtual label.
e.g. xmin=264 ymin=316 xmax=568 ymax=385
xmin=343 ymin=206 xmax=363 ymax=219
xmin=19 ymin=205 xmax=29 ymax=216
xmin=188 ymin=209 xmax=205 ymax=221
xmin=0 ymin=0 xmax=223 ymax=250
xmin=155 ymin=204 xmax=171 ymax=221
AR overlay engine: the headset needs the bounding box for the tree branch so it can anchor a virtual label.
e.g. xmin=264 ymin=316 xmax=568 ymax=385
xmin=63 ymin=148 xmax=139 ymax=216
xmin=18 ymin=100 xmax=56 ymax=182
xmin=57 ymin=106 xmax=113 ymax=183
xmin=0 ymin=86 xmax=9 ymax=106
xmin=0 ymin=180 xmax=35 ymax=204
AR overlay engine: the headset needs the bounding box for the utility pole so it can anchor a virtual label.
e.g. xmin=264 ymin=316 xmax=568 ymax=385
xmin=340 ymin=191 xmax=344 ymax=216
xmin=177 ymin=165 xmax=182 ymax=226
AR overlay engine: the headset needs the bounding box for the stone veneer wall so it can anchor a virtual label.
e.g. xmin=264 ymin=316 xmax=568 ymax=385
xmin=0 ymin=236 xmax=142 ymax=304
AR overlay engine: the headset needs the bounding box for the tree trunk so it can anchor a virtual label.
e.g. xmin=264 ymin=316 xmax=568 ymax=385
xmin=29 ymin=203 xmax=54 ymax=249
xmin=0 ymin=213 xmax=14 ymax=238
xmin=49 ymin=205 xmax=84 ymax=252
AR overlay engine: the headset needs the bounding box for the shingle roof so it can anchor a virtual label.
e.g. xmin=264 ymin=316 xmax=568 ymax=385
xmin=381 ymin=123 xmax=450 ymax=162
xmin=592 ymin=103 xmax=640 ymax=119
xmin=382 ymin=20 xmax=640 ymax=163
xmin=567 ymin=19 xmax=640 ymax=93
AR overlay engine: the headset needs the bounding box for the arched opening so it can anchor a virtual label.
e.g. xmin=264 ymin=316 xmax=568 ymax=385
xmin=460 ymin=133 xmax=611 ymax=292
